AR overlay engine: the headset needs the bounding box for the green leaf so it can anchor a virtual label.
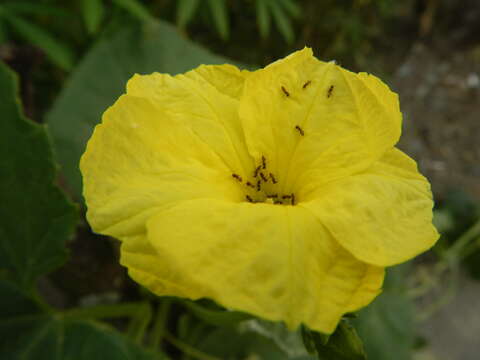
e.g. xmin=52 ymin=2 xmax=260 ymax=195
xmin=0 ymin=280 xmax=42 ymax=319
xmin=313 ymin=320 xmax=366 ymax=360
xmin=279 ymin=0 xmax=301 ymax=18
xmin=82 ymin=0 xmax=105 ymax=34
xmin=270 ymin=2 xmax=295 ymax=44
xmin=300 ymin=325 xmax=318 ymax=355
xmin=176 ymin=0 xmax=200 ymax=28
xmin=354 ymin=266 xmax=415 ymax=360
xmin=255 ymin=0 xmax=271 ymax=38
xmin=113 ymin=0 xmax=152 ymax=22
xmin=0 ymin=280 xmax=164 ymax=360
xmin=46 ymin=20 xmax=234 ymax=200
xmin=0 ymin=62 xmax=77 ymax=292
xmin=2 ymin=13 xmax=74 ymax=70
xmin=206 ymin=0 xmax=229 ymax=40
xmin=0 ymin=2 xmax=70 ymax=17
xmin=0 ymin=20 xmax=7 ymax=44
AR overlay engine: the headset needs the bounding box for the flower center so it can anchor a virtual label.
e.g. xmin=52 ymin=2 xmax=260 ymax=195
xmin=232 ymin=155 xmax=296 ymax=206
xmin=230 ymin=79 xmax=324 ymax=206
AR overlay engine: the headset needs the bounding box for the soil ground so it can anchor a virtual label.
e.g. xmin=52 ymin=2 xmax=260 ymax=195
xmin=394 ymin=43 xmax=480 ymax=202
xmin=393 ymin=37 xmax=480 ymax=359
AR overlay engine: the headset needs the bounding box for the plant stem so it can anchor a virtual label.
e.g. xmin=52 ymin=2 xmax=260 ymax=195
xmin=163 ymin=332 xmax=221 ymax=360
xmin=127 ymin=302 xmax=153 ymax=344
xmin=448 ymin=218 xmax=480 ymax=261
xmin=409 ymin=219 xmax=480 ymax=300
xmin=150 ymin=298 xmax=172 ymax=349
xmin=62 ymin=302 xmax=146 ymax=320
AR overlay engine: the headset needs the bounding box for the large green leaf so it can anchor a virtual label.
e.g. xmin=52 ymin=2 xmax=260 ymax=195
xmin=0 ymin=62 xmax=77 ymax=292
xmin=46 ymin=20 xmax=233 ymax=200
xmin=0 ymin=280 xmax=165 ymax=360
xmin=354 ymin=265 xmax=415 ymax=360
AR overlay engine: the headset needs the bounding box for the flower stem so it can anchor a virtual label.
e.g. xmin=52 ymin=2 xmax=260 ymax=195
xmin=150 ymin=298 xmax=172 ymax=349
xmin=163 ymin=332 xmax=221 ymax=360
xmin=62 ymin=301 xmax=152 ymax=343
xmin=448 ymin=218 xmax=480 ymax=261
xmin=127 ymin=302 xmax=153 ymax=343
xmin=62 ymin=302 xmax=146 ymax=320
xmin=412 ymin=219 xmax=480 ymax=320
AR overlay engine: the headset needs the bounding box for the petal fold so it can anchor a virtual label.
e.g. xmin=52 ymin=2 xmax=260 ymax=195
xmin=80 ymin=93 xmax=244 ymax=239
xmin=131 ymin=198 xmax=385 ymax=334
xmin=184 ymin=64 xmax=250 ymax=100
xmin=127 ymin=67 xmax=252 ymax=173
xmin=301 ymin=148 xmax=439 ymax=267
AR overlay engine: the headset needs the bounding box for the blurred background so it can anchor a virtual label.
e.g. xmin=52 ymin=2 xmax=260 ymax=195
xmin=1 ymin=0 xmax=479 ymax=359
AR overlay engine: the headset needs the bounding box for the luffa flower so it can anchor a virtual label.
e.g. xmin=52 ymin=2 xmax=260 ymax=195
xmin=80 ymin=48 xmax=438 ymax=334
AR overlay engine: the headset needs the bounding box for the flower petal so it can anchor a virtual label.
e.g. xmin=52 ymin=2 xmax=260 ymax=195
xmin=126 ymin=66 xmax=252 ymax=173
xmin=132 ymin=198 xmax=384 ymax=334
xmin=80 ymin=94 xmax=244 ymax=239
xmin=184 ymin=64 xmax=250 ymax=100
xmin=239 ymin=47 xmax=402 ymax=195
xmin=301 ymin=148 xmax=439 ymax=267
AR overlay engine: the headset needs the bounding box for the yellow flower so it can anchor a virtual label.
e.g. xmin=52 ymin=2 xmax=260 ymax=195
xmin=80 ymin=48 xmax=439 ymax=334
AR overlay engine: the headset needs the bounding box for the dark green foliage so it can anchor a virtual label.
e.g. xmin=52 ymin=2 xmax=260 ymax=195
xmin=0 ymin=62 xmax=77 ymax=292
xmin=301 ymin=321 xmax=366 ymax=360
xmin=354 ymin=266 xmax=415 ymax=360
xmin=0 ymin=280 xmax=164 ymax=360
xmin=0 ymin=59 xmax=165 ymax=360
xmin=82 ymin=0 xmax=105 ymax=34
xmin=434 ymin=190 xmax=480 ymax=280
xmin=0 ymin=2 xmax=74 ymax=70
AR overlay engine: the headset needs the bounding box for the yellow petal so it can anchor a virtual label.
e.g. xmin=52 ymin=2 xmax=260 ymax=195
xmin=301 ymin=148 xmax=439 ymax=267
xmin=184 ymin=64 xmax=250 ymax=100
xmin=129 ymin=198 xmax=384 ymax=334
xmin=239 ymin=47 xmax=402 ymax=196
xmin=120 ymin=234 xmax=194 ymax=298
xmin=126 ymin=66 xmax=252 ymax=173
xmin=80 ymin=94 xmax=244 ymax=239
